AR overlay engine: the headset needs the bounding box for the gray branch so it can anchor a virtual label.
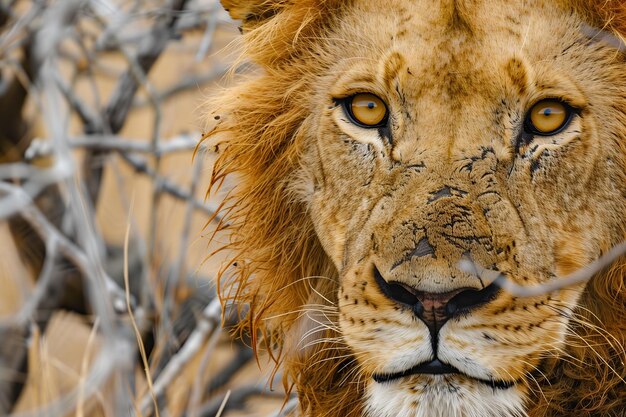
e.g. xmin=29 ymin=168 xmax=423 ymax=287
xmin=459 ymin=240 xmax=626 ymax=297
xmin=0 ymin=1 xmax=269 ymax=416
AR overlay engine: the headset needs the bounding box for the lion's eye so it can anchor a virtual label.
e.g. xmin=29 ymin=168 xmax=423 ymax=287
xmin=345 ymin=93 xmax=388 ymax=127
xmin=525 ymin=100 xmax=572 ymax=136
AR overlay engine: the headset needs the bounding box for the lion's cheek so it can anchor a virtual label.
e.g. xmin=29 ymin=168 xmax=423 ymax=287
xmin=440 ymin=329 xmax=537 ymax=381
xmin=439 ymin=307 xmax=570 ymax=380
xmin=553 ymin=233 xmax=591 ymax=277
xmin=338 ymin=283 xmax=429 ymax=375
xmin=309 ymin=200 xmax=349 ymax=268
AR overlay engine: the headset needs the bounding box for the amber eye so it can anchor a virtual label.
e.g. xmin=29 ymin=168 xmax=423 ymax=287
xmin=345 ymin=93 xmax=388 ymax=127
xmin=525 ymin=100 xmax=572 ymax=136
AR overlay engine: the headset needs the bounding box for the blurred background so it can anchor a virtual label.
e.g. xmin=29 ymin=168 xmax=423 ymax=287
xmin=0 ymin=1 xmax=290 ymax=416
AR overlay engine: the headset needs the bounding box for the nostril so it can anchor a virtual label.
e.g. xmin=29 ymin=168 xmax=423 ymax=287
xmin=388 ymin=282 xmax=420 ymax=305
xmin=445 ymin=300 xmax=458 ymax=316
xmin=412 ymin=301 xmax=424 ymax=316
xmin=373 ymin=267 xmax=420 ymax=306
xmin=446 ymin=283 xmax=500 ymax=316
xmin=373 ymin=266 xmax=501 ymax=318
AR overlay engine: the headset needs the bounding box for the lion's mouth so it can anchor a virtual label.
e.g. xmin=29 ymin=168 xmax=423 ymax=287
xmin=372 ymin=359 xmax=516 ymax=390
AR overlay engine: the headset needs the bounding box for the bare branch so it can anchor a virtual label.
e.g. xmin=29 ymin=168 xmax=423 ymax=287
xmin=0 ymin=2 xmax=269 ymax=416
xmin=0 ymin=182 xmax=130 ymax=313
xmin=204 ymin=342 xmax=254 ymax=394
xmin=100 ymin=0 xmax=188 ymax=133
xmin=139 ymin=298 xmax=222 ymax=416
xmin=195 ymin=383 xmax=288 ymax=417
xmin=459 ymin=241 xmax=626 ymax=297
xmin=119 ymin=151 xmax=221 ymax=219
xmin=24 ymin=133 xmax=204 ymax=158
xmin=0 ymin=324 xmax=28 ymax=414
xmin=132 ymin=66 xmax=230 ymax=107
xmin=82 ymin=0 xmax=189 ymax=205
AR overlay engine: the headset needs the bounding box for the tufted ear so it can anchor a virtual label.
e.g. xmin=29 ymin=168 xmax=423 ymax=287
xmin=219 ymin=0 xmax=340 ymax=65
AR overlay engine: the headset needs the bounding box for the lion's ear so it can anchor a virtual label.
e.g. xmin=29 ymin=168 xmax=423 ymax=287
xmin=220 ymin=0 xmax=281 ymax=30
xmin=219 ymin=0 xmax=337 ymax=65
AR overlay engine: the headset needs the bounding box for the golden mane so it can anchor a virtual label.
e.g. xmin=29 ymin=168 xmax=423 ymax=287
xmin=203 ymin=1 xmax=626 ymax=415
xmin=539 ymin=3 xmax=626 ymax=414
xmin=575 ymin=0 xmax=626 ymax=37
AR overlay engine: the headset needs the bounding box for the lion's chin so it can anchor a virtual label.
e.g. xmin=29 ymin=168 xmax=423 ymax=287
xmin=365 ymin=375 xmax=526 ymax=417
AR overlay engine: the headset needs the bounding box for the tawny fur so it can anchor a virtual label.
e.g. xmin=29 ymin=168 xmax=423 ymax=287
xmin=204 ymin=1 xmax=626 ymax=416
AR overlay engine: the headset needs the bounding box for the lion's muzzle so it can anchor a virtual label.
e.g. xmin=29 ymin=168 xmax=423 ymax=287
xmin=373 ymin=265 xmax=501 ymax=341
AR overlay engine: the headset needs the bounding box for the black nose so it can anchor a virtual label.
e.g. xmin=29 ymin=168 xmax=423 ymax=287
xmin=373 ymin=266 xmax=500 ymax=335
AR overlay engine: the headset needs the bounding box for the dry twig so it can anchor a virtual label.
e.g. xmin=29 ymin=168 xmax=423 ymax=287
xmin=459 ymin=241 xmax=626 ymax=297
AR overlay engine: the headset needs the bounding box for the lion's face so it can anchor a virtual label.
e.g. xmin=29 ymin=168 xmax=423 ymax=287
xmin=292 ymin=1 xmax=626 ymax=415
xmin=213 ymin=0 xmax=626 ymax=415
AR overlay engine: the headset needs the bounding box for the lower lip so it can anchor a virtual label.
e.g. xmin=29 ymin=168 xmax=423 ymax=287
xmin=372 ymin=359 xmax=457 ymax=383
xmin=372 ymin=359 xmax=516 ymax=390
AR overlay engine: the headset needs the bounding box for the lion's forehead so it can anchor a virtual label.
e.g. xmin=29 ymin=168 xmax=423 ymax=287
xmin=333 ymin=0 xmax=581 ymax=92
xmin=344 ymin=0 xmax=571 ymax=49
xmin=324 ymin=0 xmax=597 ymax=148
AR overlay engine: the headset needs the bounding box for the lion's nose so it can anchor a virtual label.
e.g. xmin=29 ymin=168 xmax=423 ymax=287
xmin=373 ymin=266 xmax=500 ymax=335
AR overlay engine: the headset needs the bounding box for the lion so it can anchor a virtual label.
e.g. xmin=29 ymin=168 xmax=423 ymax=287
xmin=203 ymin=1 xmax=626 ymax=416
